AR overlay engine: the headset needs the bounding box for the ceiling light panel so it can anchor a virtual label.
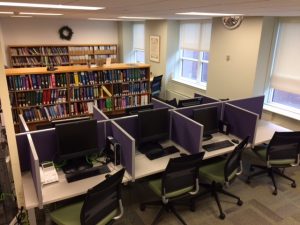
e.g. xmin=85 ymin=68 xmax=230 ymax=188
xmin=176 ymin=12 xmax=243 ymax=16
xmin=19 ymin=12 xmax=63 ymax=16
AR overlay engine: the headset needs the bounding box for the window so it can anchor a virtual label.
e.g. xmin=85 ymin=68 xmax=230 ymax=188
xmin=266 ymin=18 xmax=300 ymax=115
xmin=177 ymin=21 xmax=212 ymax=87
xmin=133 ymin=23 xmax=145 ymax=63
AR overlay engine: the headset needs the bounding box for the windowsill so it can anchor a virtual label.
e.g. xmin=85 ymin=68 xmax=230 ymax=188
xmin=171 ymin=78 xmax=207 ymax=91
xmin=263 ymin=104 xmax=300 ymax=121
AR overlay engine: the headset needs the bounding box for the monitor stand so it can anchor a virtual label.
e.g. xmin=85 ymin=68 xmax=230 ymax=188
xmin=203 ymin=134 xmax=213 ymax=141
xmin=63 ymin=157 xmax=92 ymax=174
xmin=138 ymin=142 xmax=163 ymax=155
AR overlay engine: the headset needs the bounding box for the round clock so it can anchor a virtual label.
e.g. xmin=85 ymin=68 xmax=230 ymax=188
xmin=222 ymin=16 xmax=243 ymax=30
xmin=58 ymin=26 xmax=73 ymax=41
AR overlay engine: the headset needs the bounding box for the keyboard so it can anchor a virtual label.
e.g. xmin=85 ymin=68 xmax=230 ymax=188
xmin=146 ymin=145 xmax=179 ymax=160
xmin=66 ymin=164 xmax=111 ymax=183
xmin=202 ymin=140 xmax=234 ymax=152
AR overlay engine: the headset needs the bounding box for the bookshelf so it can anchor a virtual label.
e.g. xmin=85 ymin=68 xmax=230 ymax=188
xmin=8 ymin=44 xmax=118 ymax=68
xmin=5 ymin=63 xmax=150 ymax=131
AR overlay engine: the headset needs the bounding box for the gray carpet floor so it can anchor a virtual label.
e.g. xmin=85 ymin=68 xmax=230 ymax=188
xmin=36 ymin=148 xmax=300 ymax=225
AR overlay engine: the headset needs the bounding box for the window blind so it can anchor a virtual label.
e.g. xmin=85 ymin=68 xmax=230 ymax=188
xmin=271 ymin=19 xmax=300 ymax=95
xmin=179 ymin=20 xmax=212 ymax=51
xmin=133 ymin=23 xmax=145 ymax=50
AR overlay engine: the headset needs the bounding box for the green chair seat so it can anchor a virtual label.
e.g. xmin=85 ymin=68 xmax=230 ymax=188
xmin=254 ymin=147 xmax=296 ymax=166
xmin=50 ymin=202 xmax=118 ymax=225
xmin=149 ymin=179 xmax=193 ymax=198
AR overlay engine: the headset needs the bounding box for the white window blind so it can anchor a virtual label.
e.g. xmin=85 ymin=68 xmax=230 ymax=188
xmin=133 ymin=23 xmax=145 ymax=50
xmin=179 ymin=20 xmax=212 ymax=51
xmin=271 ymin=19 xmax=300 ymax=95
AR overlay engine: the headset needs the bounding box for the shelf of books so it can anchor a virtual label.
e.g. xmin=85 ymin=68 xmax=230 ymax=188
xmin=6 ymin=63 xmax=150 ymax=131
xmin=8 ymin=44 xmax=118 ymax=68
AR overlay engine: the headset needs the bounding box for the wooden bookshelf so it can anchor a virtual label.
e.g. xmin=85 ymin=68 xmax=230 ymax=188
xmin=5 ymin=63 xmax=150 ymax=131
xmin=8 ymin=44 xmax=118 ymax=68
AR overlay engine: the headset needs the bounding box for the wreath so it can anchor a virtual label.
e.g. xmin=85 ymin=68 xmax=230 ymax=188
xmin=58 ymin=26 xmax=73 ymax=41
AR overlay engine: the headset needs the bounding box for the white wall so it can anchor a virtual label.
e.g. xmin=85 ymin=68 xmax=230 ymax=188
xmin=0 ymin=18 xmax=118 ymax=65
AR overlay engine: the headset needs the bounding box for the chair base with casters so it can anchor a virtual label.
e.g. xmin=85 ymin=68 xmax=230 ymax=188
xmin=247 ymin=164 xmax=296 ymax=195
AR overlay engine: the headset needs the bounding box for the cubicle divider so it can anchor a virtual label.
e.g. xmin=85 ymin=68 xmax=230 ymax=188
xmin=93 ymin=105 xmax=109 ymax=121
xmin=170 ymin=111 xmax=203 ymax=154
xmin=16 ymin=133 xmax=31 ymax=171
xmin=227 ymin=95 xmax=264 ymax=119
xmin=223 ymin=103 xmax=258 ymax=144
xmin=152 ymin=98 xmax=176 ymax=109
xmin=175 ymin=102 xmax=223 ymax=119
xmin=194 ymin=93 xmax=220 ymax=104
xmin=106 ymin=120 xmax=135 ymax=179
xmin=19 ymin=114 xmax=29 ymax=132
xmin=113 ymin=115 xmax=138 ymax=140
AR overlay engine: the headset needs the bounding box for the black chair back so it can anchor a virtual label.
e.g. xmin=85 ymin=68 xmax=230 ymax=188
xmin=224 ymin=136 xmax=249 ymax=183
xmin=162 ymin=152 xmax=205 ymax=196
xmin=267 ymin=131 xmax=300 ymax=162
xmin=151 ymin=75 xmax=163 ymax=97
xmin=80 ymin=168 xmax=125 ymax=225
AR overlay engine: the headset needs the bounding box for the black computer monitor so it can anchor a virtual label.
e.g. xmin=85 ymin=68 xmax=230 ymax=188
xmin=52 ymin=116 xmax=90 ymax=126
xmin=137 ymin=108 xmax=169 ymax=153
xmin=178 ymin=97 xmax=203 ymax=108
xmin=193 ymin=106 xmax=219 ymax=141
xmin=125 ymin=104 xmax=154 ymax=115
xmin=55 ymin=119 xmax=100 ymax=173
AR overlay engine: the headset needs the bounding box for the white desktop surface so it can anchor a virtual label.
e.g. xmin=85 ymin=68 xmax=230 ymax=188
xmin=254 ymin=120 xmax=290 ymax=145
xmin=134 ymin=140 xmax=188 ymax=180
xmin=22 ymin=172 xmax=39 ymax=209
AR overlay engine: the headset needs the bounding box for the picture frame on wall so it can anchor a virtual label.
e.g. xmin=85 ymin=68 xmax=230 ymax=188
xmin=150 ymin=35 xmax=160 ymax=62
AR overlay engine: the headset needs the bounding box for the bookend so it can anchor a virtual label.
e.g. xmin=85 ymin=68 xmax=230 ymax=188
xmin=105 ymin=136 xmax=121 ymax=166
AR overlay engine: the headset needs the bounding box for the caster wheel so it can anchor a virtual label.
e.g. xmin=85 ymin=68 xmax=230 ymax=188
xmin=190 ymin=201 xmax=196 ymax=212
xmin=237 ymin=199 xmax=243 ymax=206
xmin=250 ymin=166 xmax=255 ymax=172
xmin=291 ymin=182 xmax=296 ymax=188
xmin=219 ymin=213 xmax=225 ymax=220
xmin=140 ymin=204 xmax=146 ymax=211
xmin=272 ymin=190 xmax=277 ymax=196
xmin=246 ymin=178 xmax=251 ymax=184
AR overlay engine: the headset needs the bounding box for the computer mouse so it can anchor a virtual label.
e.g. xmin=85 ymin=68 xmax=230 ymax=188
xmin=180 ymin=153 xmax=188 ymax=157
xmin=231 ymin=139 xmax=240 ymax=144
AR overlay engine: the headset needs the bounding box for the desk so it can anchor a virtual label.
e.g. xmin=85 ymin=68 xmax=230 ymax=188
xmin=254 ymin=120 xmax=290 ymax=145
xmin=22 ymin=163 xmax=130 ymax=225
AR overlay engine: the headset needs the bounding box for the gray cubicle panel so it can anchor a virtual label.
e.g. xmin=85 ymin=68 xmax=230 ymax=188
xmin=194 ymin=93 xmax=220 ymax=104
xmin=223 ymin=103 xmax=258 ymax=144
xmin=170 ymin=111 xmax=203 ymax=154
xmin=227 ymin=95 xmax=264 ymax=119
xmin=175 ymin=102 xmax=223 ymax=119
xmin=16 ymin=133 xmax=31 ymax=171
xmin=152 ymin=98 xmax=176 ymax=109
xmin=93 ymin=105 xmax=109 ymax=121
xmin=113 ymin=115 xmax=138 ymax=140
xmin=106 ymin=120 xmax=135 ymax=178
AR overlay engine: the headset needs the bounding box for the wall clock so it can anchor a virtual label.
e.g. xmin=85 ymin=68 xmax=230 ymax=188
xmin=222 ymin=16 xmax=243 ymax=30
xmin=58 ymin=26 xmax=73 ymax=41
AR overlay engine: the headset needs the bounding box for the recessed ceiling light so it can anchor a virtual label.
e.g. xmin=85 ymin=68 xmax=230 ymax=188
xmin=88 ymin=18 xmax=121 ymax=21
xmin=11 ymin=15 xmax=32 ymax=18
xmin=176 ymin=12 xmax=243 ymax=16
xmin=118 ymin=16 xmax=164 ymax=20
xmin=0 ymin=11 xmax=13 ymax=14
xmin=0 ymin=2 xmax=104 ymax=10
xmin=19 ymin=12 xmax=63 ymax=16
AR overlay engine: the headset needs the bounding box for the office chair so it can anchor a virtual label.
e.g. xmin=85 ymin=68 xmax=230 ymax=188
xmin=197 ymin=136 xmax=249 ymax=219
xmin=247 ymin=131 xmax=300 ymax=195
xmin=140 ymin=152 xmax=205 ymax=225
xmin=151 ymin=75 xmax=163 ymax=98
xmin=50 ymin=168 xmax=125 ymax=225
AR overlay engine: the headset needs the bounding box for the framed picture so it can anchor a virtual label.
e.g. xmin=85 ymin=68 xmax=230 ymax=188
xmin=150 ymin=35 xmax=160 ymax=62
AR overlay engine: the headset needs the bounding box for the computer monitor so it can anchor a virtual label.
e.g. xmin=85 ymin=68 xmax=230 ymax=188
xmin=137 ymin=108 xmax=169 ymax=153
xmin=193 ymin=106 xmax=219 ymax=141
xmin=52 ymin=116 xmax=90 ymax=126
xmin=178 ymin=97 xmax=203 ymax=108
xmin=125 ymin=104 xmax=154 ymax=115
xmin=55 ymin=119 xmax=100 ymax=173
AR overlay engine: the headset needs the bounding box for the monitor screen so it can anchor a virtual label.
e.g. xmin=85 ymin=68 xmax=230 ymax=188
xmin=137 ymin=108 xmax=169 ymax=147
xmin=125 ymin=104 xmax=154 ymax=115
xmin=55 ymin=119 xmax=99 ymax=161
xmin=193 ymin=106 xmax=219 ymax=137
xmin=52 ymin=116 xmax=90 ymax=126
xmin=178 ymin=97 xmax=203 ymax=108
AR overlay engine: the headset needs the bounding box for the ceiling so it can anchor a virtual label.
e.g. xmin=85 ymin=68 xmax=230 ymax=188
xmin=0 ymin=0 xmax=300 ymax=20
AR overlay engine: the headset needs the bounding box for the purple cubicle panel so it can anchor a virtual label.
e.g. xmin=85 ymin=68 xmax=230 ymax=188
xmin=16 ymin=133 xmax=30 ymax=171
xmin=194 ymin=93 xmax=219 ymax=104
xmin=110 ymin=121 xmax=135 ymax=177
xmin=223 ymin=103 xmax=258 ymax=144
xmin=93 ymin=105 xmax=109 ymax=121
xmin=113 ymin=116 xmax=138 ymax=139
xmin=171 ymin=111 xmax=203 ymax=154
xmin=227 ymin=95 xmax=264 ymax=119
xmin=152 ymin=98 xmax=176 ymax=109
xmin=175 ymin=102 xmax=223 ymax=119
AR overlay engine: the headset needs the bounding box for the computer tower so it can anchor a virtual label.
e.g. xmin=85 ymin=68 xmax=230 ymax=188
xmin=105 ymin=136 xmax=121 ymax=166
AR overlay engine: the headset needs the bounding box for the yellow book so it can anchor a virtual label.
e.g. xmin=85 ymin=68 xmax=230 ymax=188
xmin=74 ymin=72 xmax=79 ymax=86
xmin=101 ymin=85 xmax=112 ymax=97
